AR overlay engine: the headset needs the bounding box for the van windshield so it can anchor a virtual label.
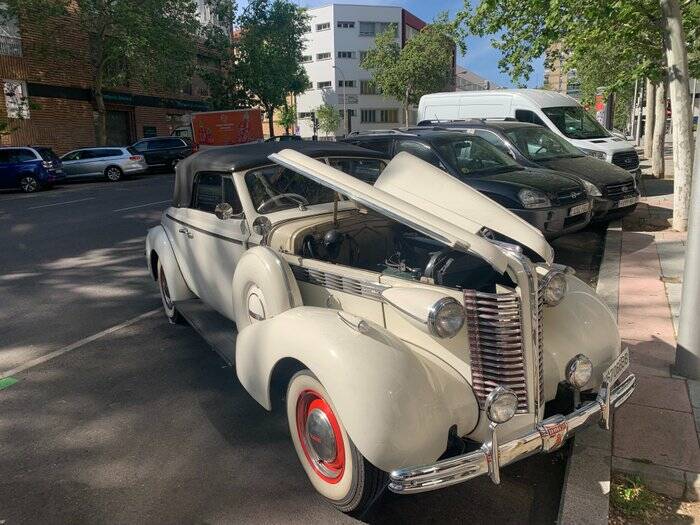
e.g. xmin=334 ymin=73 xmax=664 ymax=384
xmin=541 ymin=106 xmax=610 ymax=140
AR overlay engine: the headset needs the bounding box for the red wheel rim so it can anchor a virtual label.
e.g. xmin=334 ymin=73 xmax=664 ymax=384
xmin=296 ymin=389 xmax=345 ymax=484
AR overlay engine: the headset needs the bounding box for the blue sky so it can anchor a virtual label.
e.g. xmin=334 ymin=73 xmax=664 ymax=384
xmin=237 ymin=0 xmax=544 ymax=88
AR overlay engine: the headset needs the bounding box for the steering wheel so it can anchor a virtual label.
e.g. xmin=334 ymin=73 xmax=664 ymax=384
xmin=256 ymin=193 xmax=309 ymax=213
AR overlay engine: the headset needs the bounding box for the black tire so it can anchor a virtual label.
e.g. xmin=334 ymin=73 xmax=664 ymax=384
xmin=105 ymin=166 xmax=123 ymax=182
xmin=19 ymin=175 xmax=40 ymax=193
xmin=158 ymin=262 xmax=183 ymax=324
xmin=286 ymin=370 xmax=388 ymax=517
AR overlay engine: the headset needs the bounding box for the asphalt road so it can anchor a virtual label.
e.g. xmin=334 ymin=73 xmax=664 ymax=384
xmin=0 ymin=176 xmax=599 ymax=524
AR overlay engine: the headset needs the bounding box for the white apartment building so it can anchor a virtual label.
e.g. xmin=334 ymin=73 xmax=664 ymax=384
xmin=295 ymin=4 xmax=429 ymax=138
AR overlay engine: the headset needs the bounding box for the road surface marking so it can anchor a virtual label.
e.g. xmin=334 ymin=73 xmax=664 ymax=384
xmin=0 ymin=309 xmax=160 ymax=380
xmin=113 ymin=200 xmax=171 ymax=212
xmin=28 ymin=197 xmax=94 ymax=210
xmin=0 ymin=377 xmax=18 ymax=390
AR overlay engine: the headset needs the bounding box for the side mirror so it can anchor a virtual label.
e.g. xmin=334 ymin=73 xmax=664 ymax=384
xmin=214 ymin=202 xmax=234 ymax=220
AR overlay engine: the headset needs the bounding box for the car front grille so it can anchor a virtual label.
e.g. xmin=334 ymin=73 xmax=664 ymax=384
xmin=556 ymin=189 xmax=587 ymax=206
xmin=464 ymin=277 xmax=545 ymax=414
xmin=611 ymin=150 xmax=640 ymax=171
xmin=604 ymin=181 xmax=636 ymax=199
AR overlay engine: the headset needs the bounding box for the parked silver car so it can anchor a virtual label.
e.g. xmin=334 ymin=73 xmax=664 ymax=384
xmin=60 ymin=147 xmax=148 ymax=182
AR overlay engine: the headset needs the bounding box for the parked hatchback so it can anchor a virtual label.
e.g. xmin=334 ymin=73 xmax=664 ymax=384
xmin=61 ymin=147 xmax=148 ymax=182
xmin=343 ymin=128 xmax=592 ymax=239
xmin=0 ymin=146 xmax=64 ymax=192
xmin=419 ymin=120 xmax=640 ymax=222
xmin=130 ymin=136 xmax=193 ymax=171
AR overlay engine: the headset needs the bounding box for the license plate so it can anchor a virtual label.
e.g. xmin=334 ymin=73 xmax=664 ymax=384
xmin=616 ymin=196 xmax=638 ymax=208
xmin=569 ymin=202 xmax=590 ymax=216
xmin=603 ymin=347 xmax=630 ymax=385
xmin=55 ymin=169 xmax=63 ymax=174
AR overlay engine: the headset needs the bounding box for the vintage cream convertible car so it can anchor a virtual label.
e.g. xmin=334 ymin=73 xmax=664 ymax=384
xmin=145 ymin=142 xmax=636 ymax=515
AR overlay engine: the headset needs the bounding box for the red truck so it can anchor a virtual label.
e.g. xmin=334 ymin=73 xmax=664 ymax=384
xmin=172 ymin=108 xmax=264 ymax=149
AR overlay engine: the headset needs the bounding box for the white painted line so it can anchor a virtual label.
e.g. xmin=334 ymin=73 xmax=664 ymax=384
xmin=0 ymin=308 xmax=160 ymax=380
xmin=28 ymin=197 xmax=94 ymax=210
xmin=113 ymin=199 xmax=171 ymax=212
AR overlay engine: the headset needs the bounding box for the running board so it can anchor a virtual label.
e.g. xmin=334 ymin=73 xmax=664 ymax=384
xmin=175 ymin=299 xmax=237 ymax=365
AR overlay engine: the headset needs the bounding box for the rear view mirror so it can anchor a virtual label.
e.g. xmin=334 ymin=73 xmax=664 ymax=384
xmin=215 ymin=202 xmax=234 ymax=220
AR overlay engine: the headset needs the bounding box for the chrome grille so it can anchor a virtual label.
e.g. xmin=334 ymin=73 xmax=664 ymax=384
xmin=611 ymin=150 xmax=640 ymax=171
xmin=556 ymin=189 xmax=586 ymax=206
xmin=290 ymin=264 xmax=387 ymax=299
xmin=604 ymin=181 xmax=636 ymax=199
xmin=464 ymin=289 xmax=529 ymax=412
xmin=537 ymin=281 xmax=545 ymax=403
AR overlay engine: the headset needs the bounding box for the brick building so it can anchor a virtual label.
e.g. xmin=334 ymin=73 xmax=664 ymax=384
xmin=0 ymin=11 xmax=211 ymax=154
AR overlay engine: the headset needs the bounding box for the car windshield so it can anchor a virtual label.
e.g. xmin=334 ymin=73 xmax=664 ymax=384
xmin=504 ymin=126 xmax=585 ymax=161
xmin=432 ymin=135 xmax=521 ymax=176
xmin=541 ymin=106 xmax=610 ymax=139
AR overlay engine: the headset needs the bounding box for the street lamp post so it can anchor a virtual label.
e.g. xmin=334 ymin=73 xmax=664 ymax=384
xmin=333 ymin=65 xmax=349 ymax=137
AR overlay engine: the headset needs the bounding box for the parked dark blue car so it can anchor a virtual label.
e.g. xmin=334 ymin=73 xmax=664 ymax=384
xmin=0 ymin=146 xmax=65 ymax=192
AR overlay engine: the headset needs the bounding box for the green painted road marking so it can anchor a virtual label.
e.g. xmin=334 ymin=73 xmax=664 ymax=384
xmin=0 ymin=377 xmax=18 ymax=390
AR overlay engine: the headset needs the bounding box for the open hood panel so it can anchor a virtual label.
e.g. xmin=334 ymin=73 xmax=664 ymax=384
xmin=374 ymin=152 xmax=554 ymax=264
xmin=270 ymin=150 xmax=549 ymax=273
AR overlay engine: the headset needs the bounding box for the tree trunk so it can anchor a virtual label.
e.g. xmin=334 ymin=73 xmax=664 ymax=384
xmin=644 ymin=79 xmax=656 ymax=159
xmin=267 ymin=106 xmax=275 ymax=138
xmin=404 ymin=86 xmax=411 ymax=126
xmin=660 ymin=0 xmax=694 ymax=231
xmin=652 ymin=80 xmax=667 ymax=177
xmin=94 ymin=87 xmax=107 ymax=146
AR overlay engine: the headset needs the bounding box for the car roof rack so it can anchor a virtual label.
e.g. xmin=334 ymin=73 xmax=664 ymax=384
xmin=417 ymin=118 xmax=518 ymax=126
xmin=346 ymin=129 xmax=415 ymax=136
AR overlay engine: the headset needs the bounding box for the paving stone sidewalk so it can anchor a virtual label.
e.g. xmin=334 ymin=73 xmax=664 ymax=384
xmin=612 ymin=192 xmax=700 ymax=501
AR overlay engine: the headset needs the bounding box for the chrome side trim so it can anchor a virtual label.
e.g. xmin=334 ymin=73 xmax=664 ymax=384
xmin=290 ymin=264 xmax=388 ymax=300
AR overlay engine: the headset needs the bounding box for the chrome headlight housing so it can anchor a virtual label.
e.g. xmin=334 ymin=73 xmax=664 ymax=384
xmin=485 ymin=386 xmax=518 ymax=424
xmin=580 ymin=148 xmax=607 ymax=161
xmin=428 ymin=297 xmax=465 ymax=338
xmin=518 ymin=188 xmax=551 ymax=209
xmin=581 ymin=179 xmax=602 ymax=197
xmin=541 ymin=269 xmax=568 ymax=306
xmin=566 ymin=354 xmax=593 ymax=389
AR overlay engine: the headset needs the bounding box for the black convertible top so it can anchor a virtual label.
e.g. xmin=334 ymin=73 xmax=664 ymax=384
xmin=173 ymin=141 xmax=387 ymax=207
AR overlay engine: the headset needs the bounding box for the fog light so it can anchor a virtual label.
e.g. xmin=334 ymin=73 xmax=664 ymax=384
xmin=485 ymin=386 xmax=518 ymax=424
xmin=566 ymin=354 xmax=593 ymax=389
xmin=541 ymin=270 xmax=568 ymax=306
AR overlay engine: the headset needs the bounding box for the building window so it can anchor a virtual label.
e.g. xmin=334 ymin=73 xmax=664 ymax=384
xmin=361 ymin=109 xmax=376 ymax=123
xmin=0 ymin=13 xmax=22 ymax=57
xmin=337 ymin=51 xmax=355 ymax=59
xmin=4 ymin=80 xmax=29 ymax=119
xmin=338 ymin=80 xmax=355 ymax=88
xmin=360 ymin=80 xmax=380 ymax=95
xmin=316 ymin=22 xmax=330 ymax=31
xmin=337 ymin=21 xmax=355 ymax=28
xmin=379 ymin=109 xmax=399 ymax=123
xmin=316 ymin=52 xmax=331 ymax=61
xmin=302 ymin=55 xmax=313 ymax=63
xmin=339 ymin=109 xmax=356 ymax=118
xmin=317 ymin=81 xmax=332 ymax=89
xmin=359 ymin=21 xmax=397 ymax=37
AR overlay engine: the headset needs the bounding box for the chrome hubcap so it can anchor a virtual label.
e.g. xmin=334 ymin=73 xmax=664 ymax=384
xmin=21 ymin=177 xmax=37 ymax=191
xmin=107 ymin=168 xmax=120 ymax=181
xmin=305 ymin=408 xmax=337 ymax=463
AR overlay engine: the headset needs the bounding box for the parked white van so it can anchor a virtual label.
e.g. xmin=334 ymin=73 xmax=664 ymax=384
xmin=418 ymin=90 xmax=640 ymax=174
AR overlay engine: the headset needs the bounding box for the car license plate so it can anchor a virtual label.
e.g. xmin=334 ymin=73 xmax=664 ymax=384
xmin=616 ymin=196 xmax=638 ymax=208
xmin=569 ymin=202 xmax=590 ymax=216
xmin=603 ymin=347 xmax=630 ymax=385
xmin=55 ymin=169 xmax=63 ymax=174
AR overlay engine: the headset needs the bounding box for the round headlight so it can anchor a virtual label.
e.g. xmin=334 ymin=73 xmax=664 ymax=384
xmin=566 ymin=354 xmax=593 ymax=389
xmin=541 ymin=270 xmax=568 ymax=306
xmin=428 ymin=297 xmax=465 ymax=338
xmin=485 ymin=386 xmax=518 ymax=424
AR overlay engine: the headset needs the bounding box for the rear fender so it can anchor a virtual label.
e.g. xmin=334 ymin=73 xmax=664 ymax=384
xmin=146 ymin=224 xmax=194 ymax=302
xmin=235 ymin=306 xmax=478 ymax=472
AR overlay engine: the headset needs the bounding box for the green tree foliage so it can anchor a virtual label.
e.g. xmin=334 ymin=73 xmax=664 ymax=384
xmin=315 ymin=104 xmax=340 ymax=136
xmin=6 ymin=0 xmax=203 ymax=145
xmin=361 ymin=14 xmax=466 ymax=125
xmin=277 ymin=104 xmax=297 ymax=134
xmin=237 ymin=0 xmax=310 ymax=137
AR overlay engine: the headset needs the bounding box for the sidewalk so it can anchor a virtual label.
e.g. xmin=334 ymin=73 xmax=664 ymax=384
xmin=611 ymin=189 xmax=700 ymax=500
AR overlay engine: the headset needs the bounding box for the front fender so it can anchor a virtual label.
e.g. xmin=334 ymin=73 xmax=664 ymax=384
xmin=146 ymin=224 xmax=194 ymax=302
xmin=235 ymin=306 xmax=478 ymax=473
xmin=542 ymin=274 xmax=620 ymax=399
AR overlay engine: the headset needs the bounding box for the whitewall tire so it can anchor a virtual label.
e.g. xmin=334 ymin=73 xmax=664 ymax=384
xmin=158 ymin=262 xmax=183 ymax=324
xmin=286 ymin=370 xmax=387 ymax=516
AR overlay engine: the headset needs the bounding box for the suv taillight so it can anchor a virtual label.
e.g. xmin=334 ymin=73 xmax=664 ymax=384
xmin=129 ymin=155 xmax=143 ymax=161
xmin=42 ymin=160 xmax=53 ymax=169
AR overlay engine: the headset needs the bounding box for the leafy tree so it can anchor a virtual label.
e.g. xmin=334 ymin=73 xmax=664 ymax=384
xmin=315 ymin=104 xmax=340 ymax=136
xmin=6 ymin=0 xmax=203 ymax=145
xmin=237 ymin=0 xmax=310 ymax=137
xmin=361 ymin=14 xmax=466 ymax=125
xmin=277 ymin=104 xmax=297 ymax=134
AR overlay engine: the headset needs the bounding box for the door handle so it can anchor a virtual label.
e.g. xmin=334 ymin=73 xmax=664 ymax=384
xmin=178 ymin=227 xmax=193 ymax=239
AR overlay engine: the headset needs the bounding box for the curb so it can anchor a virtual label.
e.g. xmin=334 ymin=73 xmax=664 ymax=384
xmin=558 ymin=220 xmax=622 ymax=524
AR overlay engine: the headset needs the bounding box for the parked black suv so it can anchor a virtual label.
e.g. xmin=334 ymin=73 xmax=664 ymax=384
xmin=130 ymin=136 xmax=193 ymax=172
xmin=342 ymin=128 xmax=592 ymax=238
xmin=418 ymin=120 xmax=639 ymax=222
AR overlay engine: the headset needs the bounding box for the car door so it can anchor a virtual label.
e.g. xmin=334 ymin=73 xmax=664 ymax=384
xmin=169 ymin=172 xmax=248 ymax=318
xmin=0 ymin=150 xmax=13 ymax=188
xmin=61 ymin=150 xmax=88 ymax=177
xmin=146 ymin=139 xmax=170 ymax=166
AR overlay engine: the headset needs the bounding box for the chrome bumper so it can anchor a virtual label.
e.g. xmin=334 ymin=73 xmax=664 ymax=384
xmin=389 ymin=373 xmax=637 ymax=494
